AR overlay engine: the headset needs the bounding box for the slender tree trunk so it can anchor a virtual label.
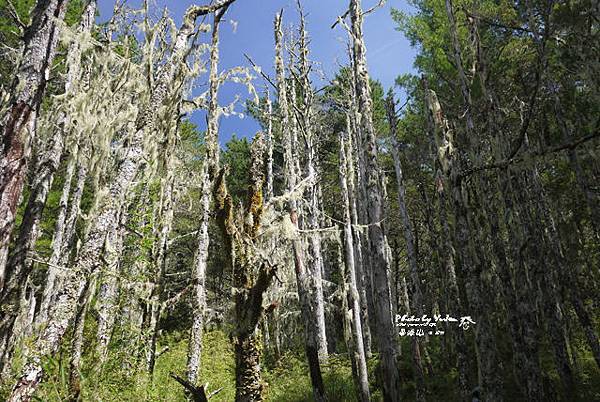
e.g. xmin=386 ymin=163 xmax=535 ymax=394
xmin=265 ymin=92 xmax=274 ymax=201
xmin=37 ymin=153 xmax=78 ymax=324
xmin=147 ymin=168 xmax=175 ymax=375
xmin=297 ymin=10 xmax=328 ymax=362
xmin=274 ymin=10 xmax=325 ymax=401
xmin=38 ymin=159 xmax=89 ymax=326
xmin=339 ymin=129 xmax=370 ymax=402
xmin=390 ymin=140 xmax=426 ymax=402
xmin=68 ymin=276 xmax=95 ymax=402
xmin=345 ymin=114 xmax=372 ymax=359
xmin=386 ymin=92 xmax=426 ymax=399
xmin=347 ymin=1 xmax=401 ymax=399
xmin=187 ymin=5 xmax=229 ymax=385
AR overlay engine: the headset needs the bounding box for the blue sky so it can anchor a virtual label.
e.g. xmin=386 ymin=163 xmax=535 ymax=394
xmin=97 ymin=0 xmax=416 ymax=144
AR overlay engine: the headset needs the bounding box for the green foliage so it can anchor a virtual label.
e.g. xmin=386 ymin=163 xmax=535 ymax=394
xmin=222 ymin=135 xmax=252 ymax=204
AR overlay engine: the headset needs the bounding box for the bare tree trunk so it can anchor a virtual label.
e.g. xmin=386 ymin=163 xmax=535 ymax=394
xmin=38 ymin=159 xmax=89 ymax=325
xmin=187 ymin=4 xmax=230 ymax=385
xmin=37 ymin=154 xmax=78 ymax=323
xmin=0 ymin=0 xmax=70 ymax=289
xmin=339 ymin=129 xmax=370 ymax=402
xmin=344 ymin=113 xmax=372 ymax=359
xmin=297 ymin=7 xmax=328 ymax=362
xmin=274 ymin=10 xmax=326 ymax=401
xmin=147 ymin=168 xmax=175 ymax=375
xmin=265 ymin=92 xmax=274 ymax=201
xmin=346 ymin=1 xmax=401 ymax=399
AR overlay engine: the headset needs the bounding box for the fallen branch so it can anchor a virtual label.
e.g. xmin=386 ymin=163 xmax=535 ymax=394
xmin=170 ymin=372 xmax=222 ymax=402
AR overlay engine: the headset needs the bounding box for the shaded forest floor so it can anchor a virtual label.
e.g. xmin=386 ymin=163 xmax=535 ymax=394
xmin=1 ymin=328 xmax=595 ymax=401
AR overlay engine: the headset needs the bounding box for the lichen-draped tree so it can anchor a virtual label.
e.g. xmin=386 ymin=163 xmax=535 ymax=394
xmin=186 ymin=2 xmax=233 ymax=385
xmin=338 ymin=1 xmax=402 ymax=399
xmin=422 ymin=81 xmax=470 ymax=399
xmin=6 ymin=2 xmax=237 ymax=400
xmin=294 ymin=2 xmax=328 ymax=362
xmin=274 ymin=9 xmax=326 ymax=401
xmin=212 ymin=132 xmax=279 ymax=402
xmin=144 ymin=119 xmax=179 ymax=375
xmin=0 ymin=0 xmax=96 ymax=371
xmin=0 ymin=0 xmax=70 ymax=290
xmin=441 ymin=0 xmax=503 ymax=399
xmin=95 ymin=209 xmax=127 ymax=365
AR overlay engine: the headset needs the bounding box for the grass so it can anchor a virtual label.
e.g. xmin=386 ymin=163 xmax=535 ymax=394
xmin=2 ymin=328 xmax=598 ymax=401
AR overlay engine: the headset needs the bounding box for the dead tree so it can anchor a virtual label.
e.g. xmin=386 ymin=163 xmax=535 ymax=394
xmin=274 ymin=10 xmax=326 ymax=401
xmin=338 ymin=129 xmax=370 ymax=402
xmin=336 ymin=1 xmax=402 ymax=399
xmin=187 ymin=2 xmax=233 ymax=385
xmin=294 ymin=2 xmax=328 ymax=361
xmin=6 ymin=3 xmax=237 ymax=400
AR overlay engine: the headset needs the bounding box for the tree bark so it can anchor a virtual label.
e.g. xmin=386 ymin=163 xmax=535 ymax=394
xmin=274 ymin=10 xmax=326 ymax=401
xmin=6 ymin=4 xmax=236 ymax=397
xmin=187 ymin=4 xmax=230 ymax=385
xmin=339 ymin=129 xmax=370 ymax=402
xmin=347 ymin=1 xmax=401 ymax=399
xmin=95 ymin=210 xmax=126 ymax=365
xmin=213 ymin=133 xmax=277 ymax=402
xmin=386 ymin=94 xmax=426 ymax=401
xmin=345 ymin=113 xmax=372 ymax=359
xmin=0 ymin=0 xmax=70 ymax=290
xmin=297 ymin=8 xmax=328 ymax=362
xmin=68 ymin=276 xmax=95 ymax=402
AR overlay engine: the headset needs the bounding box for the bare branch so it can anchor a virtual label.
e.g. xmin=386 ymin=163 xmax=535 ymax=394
xmin=244 ymin=53 xmax=277 ymax=90
xmin=363 ymin=0 xmax=386 ymax=16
